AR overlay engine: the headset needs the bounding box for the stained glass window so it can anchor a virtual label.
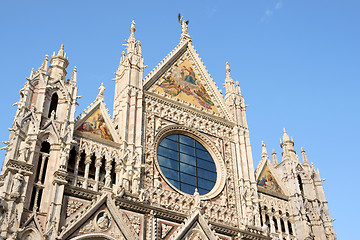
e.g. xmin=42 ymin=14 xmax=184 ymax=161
xmin=157 ymin=134 xmax=217 ymax=195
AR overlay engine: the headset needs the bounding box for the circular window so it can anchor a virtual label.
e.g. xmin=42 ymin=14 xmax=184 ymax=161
xmin=157 ymin=134 xmax=217 ymax=195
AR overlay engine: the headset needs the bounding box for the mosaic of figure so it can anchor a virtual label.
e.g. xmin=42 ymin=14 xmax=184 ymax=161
xmin=77 ymin=108 xmax=113 ymax=141
xmin=156 ymin=59 xmax=218 ymax=112
xmin=257 ymin=165 xmax=283 ymax=194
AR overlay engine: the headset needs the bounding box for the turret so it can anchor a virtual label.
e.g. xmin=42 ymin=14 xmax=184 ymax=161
xmin=48 ymin=44 xmax=69 ymax=81
xmin=0 ymin=44 xmax=79 ymax=239
xmin=280 ymin=128 xmax=296 ymax=160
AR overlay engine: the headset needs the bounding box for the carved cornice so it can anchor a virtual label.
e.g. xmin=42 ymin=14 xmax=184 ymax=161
xmin=145 ymin=92 xmax=234 ymax=129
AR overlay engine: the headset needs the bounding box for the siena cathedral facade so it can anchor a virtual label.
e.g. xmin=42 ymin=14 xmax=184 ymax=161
xmin=0 ymin=19 xmax=336 ymax=240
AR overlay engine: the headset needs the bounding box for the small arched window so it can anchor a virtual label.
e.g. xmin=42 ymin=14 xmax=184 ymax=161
xmin=48 ymin=93 xmax=58 ymax=118
xmin=99 ymin=156 xmax=106 ymax=182
xmin=280 ymin=218 xmax=286 ymax=232
xmin=78 ymin=151 xmax=86 ymax=176
xmin=67 ymin=147 xmax=77 ymax=173
xmin=111 ymin=159 xmax=116 ymax=184
xmin=273 ymin=216 xmax=278 ymax=232
xmin=259 ymin=206 xmax=263 ymax=226
xmin=297 ymin=175 xmax=304 ymax=194
xmin=29 ymin=141 xmax=50 ymax=212
xmin=265 ymin=214 xmax=270 ymax=230
xmin=288 ymin=221 xmax=293 ymax=235
xmin=88 ymin=153 xmax=96 ymax=179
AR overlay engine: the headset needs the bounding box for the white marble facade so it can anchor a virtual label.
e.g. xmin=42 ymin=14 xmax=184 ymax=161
xmin=0 ymin=19 xmax=336 ymax=240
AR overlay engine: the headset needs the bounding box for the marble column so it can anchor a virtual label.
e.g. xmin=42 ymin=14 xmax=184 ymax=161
xmin=82 ymin=155 xmax=92 ymax=188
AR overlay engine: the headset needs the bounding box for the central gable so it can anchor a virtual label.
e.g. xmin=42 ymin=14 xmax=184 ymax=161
xmin=154 ymin=58 xmax=219 ymax=113
xmin=144 ymin=40 xmax=232 ymax=120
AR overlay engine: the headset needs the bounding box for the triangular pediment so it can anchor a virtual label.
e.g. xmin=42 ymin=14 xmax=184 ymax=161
xmin=74 ymin=100 xmax=120 ymax=144
xmin=256 ymin=162 xmax=288 ymax=198
xmin=60 ymin=194 xmax=137 ymax=240
xmin=169 ymin=209 xmax=217 ymax=240
xmin=144 ymin=40 xmax=232 ymax=120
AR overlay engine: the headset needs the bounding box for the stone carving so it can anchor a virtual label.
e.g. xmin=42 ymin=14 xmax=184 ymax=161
xmin=132 ymin=170 xmax=140 ymax=194
xmin=139 ymin=188 xmax=149 ymax=203
xmin=10 ymin=171 xmax=24 ymax=198
xmin=96 ymin=211 xmax=111 ymax=231
xmin=98 ymin=83 xmax=105 ymax=96
xmin=161 ymin=223 xmax=173 ymax=238
xmin=220 ymin=194 xmax=227 ymax=207
xmin=261 ymin=224 xmax=269 ymax=235
xmin=18 ymin=138 xmax=31 ymax=162
xmin=66 ymin=200 xmax=83 ymax=217
xmin=127 ymin=215 xmax=141 ymax=235
xmin=154 ymin=172 xmax=162 ymax=189
xmin=79 ymin=220 xmax=95 ymax=234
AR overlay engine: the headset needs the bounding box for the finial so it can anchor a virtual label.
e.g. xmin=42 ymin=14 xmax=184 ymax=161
xmin=261 ymin=141 xmax=268 ymax=160
xmin=261 ymin=141 xmax=267 ymax=153
xmin=29 ymin=68 xmax=34 ymax=78
xmin=235 ymin=81 xmax=241 ymax=95
xmin=38 ymin=55 xmax=49 ymax=72
xmin=225 ymin=62 xmax=232 ymax=79
xmin=124 ymin=21 xmax=137 ymax=53
xmin=282 ymin=128 xmax=290 ymax=141
xmin=98 ymin=83 xmax=105 ymax=96
xmin=130 ymin=20 xmax=136 ymax=34
xmin=272 ymin=149 xmax=278 ymax=165
xmin=301 ymin=147 xmax=309 ymax=165
xmin=226 ymin=62 xmax=230 ymax=72
xmin=57 ymin=44 xmax=65 ymax=57
xmin=178 ymin=13 xmax=190 ymax=42
xmin=95 ymin=83 xmax=106 ymax=102
xmin=70 ymin=66 xmax=77 ymax=84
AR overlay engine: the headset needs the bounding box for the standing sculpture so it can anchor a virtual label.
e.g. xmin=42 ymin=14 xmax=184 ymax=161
xmin=178 ymin=13 xmax=189 ymax=36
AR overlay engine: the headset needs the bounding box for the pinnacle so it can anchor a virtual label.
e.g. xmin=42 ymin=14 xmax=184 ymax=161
xmin=57 ymin=44 xmax=65 ymax=57
xmin=261 ymin=140 xmax=268 ymax=155
xmin=282 ymin=128 xmax=290 ymax=142
xmin=225 ymin=62 xmax=232 ymax=80
xmin=226 ymin=62 xmax=231 ymax=73
xmin=129 ymin=20 xmax=136 ymax=39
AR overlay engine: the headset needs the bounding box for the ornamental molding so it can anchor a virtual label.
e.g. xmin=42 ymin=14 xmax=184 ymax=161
xmin=66 ymin=200 xmax=83 ymax=217
xmin=145 ymin=92 xmax=234 ymax=129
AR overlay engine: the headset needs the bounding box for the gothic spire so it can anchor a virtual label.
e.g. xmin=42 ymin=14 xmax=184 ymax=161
xmin=224 ymin=62 xmax=235 ymax=96
xmin=70 ymin=66 xmax=77 ymax=84
xmin=272 ymin=149 xmax=278 ymax=165
xmin=124 ymin=20 xmax=137 ymax=54
xmin=38 ymin=55 xmax=49 ymax=72
xmin=57 ymin=44 xmax=65 ymax=57
xmin=280 ymin=128 xmax=295 ymax=159
xmin=301 ymin=147 xmax=309 ymax=165
xmin=282 ymin=128 xmax=290 ymax=142
xmin=261 ymin=141 xmax=268 ymax=160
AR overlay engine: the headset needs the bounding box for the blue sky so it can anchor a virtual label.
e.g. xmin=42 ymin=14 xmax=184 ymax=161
xmin=0 ymin=1 xmax=359 ymax=238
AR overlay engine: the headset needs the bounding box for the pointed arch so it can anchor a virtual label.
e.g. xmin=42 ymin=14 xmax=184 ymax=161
xmin=48 ymin=92 xmax=58 ymax=118
xmin=69 ymin=233 xmax=119 ymax=240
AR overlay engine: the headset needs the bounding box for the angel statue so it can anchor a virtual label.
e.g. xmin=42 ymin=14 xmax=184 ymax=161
xmin=178 ymin=13 xmax=189 ymax=35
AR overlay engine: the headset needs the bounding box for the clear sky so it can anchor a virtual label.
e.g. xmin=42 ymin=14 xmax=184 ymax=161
xmin=0 ymin=1 xmax=358 ymax=238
